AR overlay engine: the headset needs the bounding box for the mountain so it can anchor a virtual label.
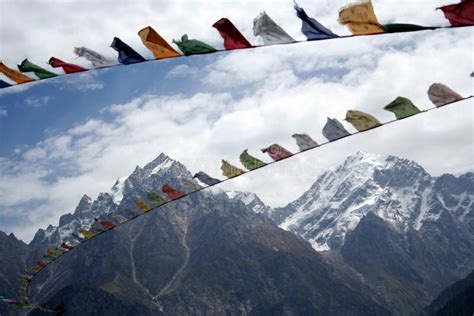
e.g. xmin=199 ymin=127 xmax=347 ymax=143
xmin=20 ymin=153 xmax=389 ymax=315
xmin=0 ymin=231 xmax=30 ymax=315
xmin=273 ymin=151 xmax=473 ymax=251
xmin=422 ymin=270 xmax=474 ymax=316
xmin=272 ymin=151 xmax=474 ymax=314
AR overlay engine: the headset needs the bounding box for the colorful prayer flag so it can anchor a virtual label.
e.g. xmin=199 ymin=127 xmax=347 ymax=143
xmin=108 ymin=212 xmax=128 ymax=224
xmin=384 ymin=97 xmax=421 ymax=119
xmin=17 ymin=59 xmax=57 ymax=79
xmin=338 ymin=0 xmax=384 ymax=35
xmin=172 ymin=34 xmax=216 ymax=55
xmin=60 ymin=242 xmax=74 ymax=251
xmin=253 ymin=11 xmax=295 ymax=45
xmin=73 ymin=47 xmax=114 ymax=68
xmin=138 ymin=26 xmax=181 ymax=59
xmin=147 ymin=192 xmax=166 ymax=206
xmin=438 ymin=1 xmax=474 ymax=26
xmin=181 ymin=178 xmax=204 ymax=191
xmin=0 ymin=62 xmax=34 ymax=83
xmin=322 ymin=118 xmax=350 ymax=141
xmin=345 ymin=110 xmax=381 ymax=132
xmin=48 ymin=57 xmax=86 ymax=74
xmin=134 ymin=198 xmax=152 ymax=212
xmin=239 ymin=149 xmax=267 ymax=170
xmin=213 ymin=18 xmax=252 ymax=49
xmin=0 ymin=79 xmax=12 ymax=88
xmin=193 ymin=171 xmax=221 ymax=186
xmin=261 ymin=144 xmax=293 ymax=161
xmin=427 ymin=83 xmax=463 ymax=107
xmin=221 ymin=160 xmax=246 ymax=178
xmin=95 ymin=218 xmax=116 ymax=230
xmin=294 ymin=3 xmax=338 ymax=40
xmin=162 ymin=184 xmax=186 ymax=200
xmin=45 ymin=248 xmax=63 ymax=259
xmin=79 ymin=229 xmax=95 ymax=239
xmin=36 ymin=260 xmax=46 ymax=268
xmin=111 ymin=37 xmax=146 ymax=64
xmin=292 ymin=134 xmax=319 ymax=151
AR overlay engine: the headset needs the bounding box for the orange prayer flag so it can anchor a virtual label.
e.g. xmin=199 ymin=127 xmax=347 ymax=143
xmin=0 ymin=61 xmax=34 ymax=83
xmin=138 ymin=26 xmax=181 ymax=59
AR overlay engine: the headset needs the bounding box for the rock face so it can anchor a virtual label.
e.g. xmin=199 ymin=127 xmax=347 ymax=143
xmin=421 ymin=270 xmax=474 ymax=316
xmin=0 ymin=232 xmax=30 ymax=316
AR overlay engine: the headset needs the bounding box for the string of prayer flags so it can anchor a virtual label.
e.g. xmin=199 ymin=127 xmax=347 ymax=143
xmin=261 ymin=144 xmax=293 ymax=161
xmin=138 ymin=26 xmax=181 ymax=59
xmin=292 ymin=134 xmax=319 ymax=151
xmin=338 ymin=0 xmax=384 ymax=35
xmin=134 ymin=198 xmax=152 ymax=212
xmin=381 ymin=24 xmax=437 ymax=33
xmin=111 ymin=37 xmax=146 ymax=65
xmin=48 ymin=57 xmax=86 ymax=74
xmin=17 ymin=59 xmax=57 ymax=79
xmin=438 ymin=1 xmax=474 ymax=26
xmin=294 ymin=3 xmax=338 ymax=40
xmin=162 ymin=184 xmax=186 ymax=200
xmin=253 ymin=11 xmax=295 ymax=45
xmin=427 ymin=83 xmax=463 ymax=107
xmin=79 ymin=229 xmax=95 ymax=239
xmin=172 ymin=34 xmax=216 ymax=55
xmin=384 ymin=97 xmax=421 ymax=119
xmin=0 ymin=62 xmax=34 ymax=83
xmin=221 ymin=160 xmax=246 ymax=178
xmin=322 ymin=118 xmax=351 ymax=141
xmin=345 ymin=110 xmax=381 ymax=132
xmin=240 ymin=149 xmax=267 ymax=170
xmin=147 ymin=192 xmax=166 ymax=206
xmin=193 ymin=171 xmax=221 ymax=186
xmin=73 ymin=47 xmax=114 ymax=68
xmin=0 ymin=79 xmax=12 ymax=88
xmin=213 ymin=18 xmax=252 ymax=49
xmin=181 ymin=178 xmax=204 ymax=191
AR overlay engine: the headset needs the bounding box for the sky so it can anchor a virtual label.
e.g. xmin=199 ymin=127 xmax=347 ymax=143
xmin=0 ymin=0 xmax=473 ymax=242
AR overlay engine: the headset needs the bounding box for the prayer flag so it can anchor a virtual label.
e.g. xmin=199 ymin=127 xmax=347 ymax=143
xmin=138 ymin=26 xmax=181 ymax=59
xmin=172 ymin=34 xmax=216 ymax=55
xmin=338 ymin=0 xmax=385 ymax=35
xmin=292 ymin=134 xmax=318 ymax=151
xmin=253 ymin=11 xmax=295 ymax=45
xmin=0 ymin=62 xmax=34 ymax=83
xmin=239 ymin=149 xmax=267 ymax=170
xmin=213 ymin=18 xmax=252 ymax=49
xmin=261 ymin=144 xmax=293 ymax=161
xmin=345 ymin=110 xmax=381 ymax=132
xmin=294 ymin=3 xmax=338 ymax=40
xmin=322 ymin=118 xmax=350 ymax=141
xmin=427 ymin=83 xmax=463 ymax=107
xmin=18 ymin=59 xmax=57 ymax=79
xmin=384 ymin=96 xmax=421 ymax=119
xmin=48 ymin=57 xmax=86 ymax=74
xmin=111 ymin=37 xmax=146 ymax=64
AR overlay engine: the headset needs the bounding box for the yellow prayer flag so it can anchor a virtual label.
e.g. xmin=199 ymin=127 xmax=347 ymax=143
xmin=138 ymin=26 xmax=181 ymax=59
xmin=0 ymin=61 xmax=34 ymax=83
xmin=134 ymin=198 xmax=152 ymax=212
xmin=221 ymin=160 xmax=245 ymax=178
xmin=345 ymin=110 xmax=381 ymax=132
xmin=338 ymin=0 xmax=384 ymax=35
xmin=79 ymin=229 xmax=95 ymax=239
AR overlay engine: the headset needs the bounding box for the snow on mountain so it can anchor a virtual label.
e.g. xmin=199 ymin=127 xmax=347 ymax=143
xmin=272 ymin=151 xmax=473 ymax=251
xmin=226 ymin=191 xmax=273 ymax=216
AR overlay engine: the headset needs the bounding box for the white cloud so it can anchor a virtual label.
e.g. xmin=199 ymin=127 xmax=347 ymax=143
xmin=0 ymin=108 xmax=7 ymax=117
xmin=24 ymin=96 xmax=52 ymax=107
xmin=0 ymin=0 xmax=472 ymax=242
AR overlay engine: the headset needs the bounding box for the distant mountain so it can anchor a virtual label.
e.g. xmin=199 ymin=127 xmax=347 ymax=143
xmin=273 ymin=151 xmax=473 ymax=251
xmin=271 ymin=151 xmax=474 ymax=314
xmin=21 ymin=153 xmax=388 ymax=315
xmin=422 ymin=270 xmax=474 ymax=316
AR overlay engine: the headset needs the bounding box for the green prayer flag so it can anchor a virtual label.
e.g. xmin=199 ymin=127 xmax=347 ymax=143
xmin=147 ymin=192 xmax=166 ymax=206
xmin=221 ymin=159 xmax=245 ymax=178
xmin=17 ymin=59 xmax=57 ymax=79
xmin=239 ymin=149 xmax=267 ymax=170
xmin=384 ymin=96 xmax=421 ymax=119
xmin=172 ymin=34 xmax=216 ymax=55
xmin=381 ymin=23 xmax=437 ymax=33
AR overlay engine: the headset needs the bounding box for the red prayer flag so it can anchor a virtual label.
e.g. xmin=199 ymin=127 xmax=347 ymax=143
xmin=438 ymin=1 xmax=474 ymax=26
xmin=162 ymin=184 xmax=185 ymax=200
xmin=261 ymin=144 xmax=293 ymax=161
xmin=48 ymin=57 xmax=86 ymax=74
xmin=36 ymin=260 xmax=46 ymax=268
xmin=212 ymin=18 xmax=252 ymax=49
xmin=95 ymin=218 xmax=116 ymax=230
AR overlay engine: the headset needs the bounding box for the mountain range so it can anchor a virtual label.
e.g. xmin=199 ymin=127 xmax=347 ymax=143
xmin=0 ymin=151 xmax=472 ymax=315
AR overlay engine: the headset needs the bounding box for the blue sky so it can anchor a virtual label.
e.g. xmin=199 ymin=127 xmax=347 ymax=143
xmin=0 ymin=0 xmax=472 ymax=242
